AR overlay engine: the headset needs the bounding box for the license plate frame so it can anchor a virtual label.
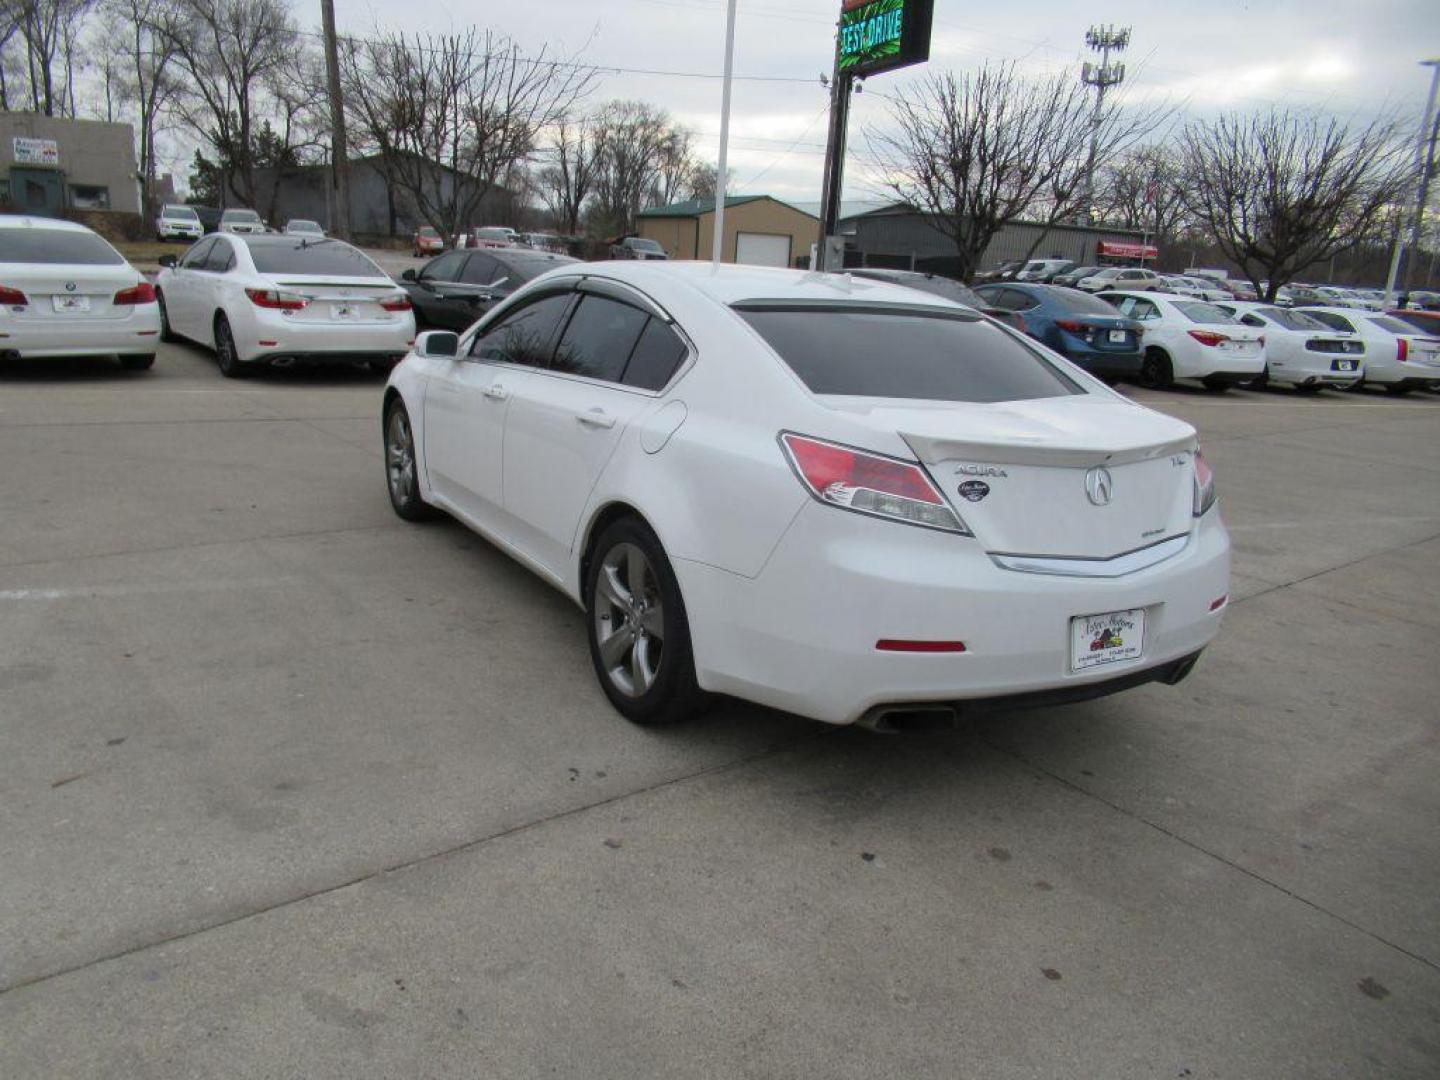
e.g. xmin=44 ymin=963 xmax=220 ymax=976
xmin=1070 ymin=608 xmax=1146 ymax=672
xmin=52 ymin=294 xmax=90 ymax=313
xmin=1108 ymin=329 xmax=1127 ymax=344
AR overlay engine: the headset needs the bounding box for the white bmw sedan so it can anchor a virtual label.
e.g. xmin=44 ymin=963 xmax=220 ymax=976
xmin=155 ymin=234 xmax=415 ymax=376
xmin=1099 ymin=291 xmax=1266 ymax=390
xmin=0 ymin=214 xmax=161 ymax=370
xmin=381 ymin=264 xmax=1230 ymax=729
xmin=1213 ymin=302 xmax=1364 ymax=390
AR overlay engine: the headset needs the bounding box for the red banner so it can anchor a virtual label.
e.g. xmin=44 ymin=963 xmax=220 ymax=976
xmin=1097 ymin=240 xmax=1160 ymax=260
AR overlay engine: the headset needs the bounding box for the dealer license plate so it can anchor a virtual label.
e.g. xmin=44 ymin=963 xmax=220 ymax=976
xmin=1108 ymin=330 xmax=1127 ymax=343
xmin=52 ymin=295 xmax=90 ymax=313
xmin=1070 ymin=608 xmax=1145 ymax=671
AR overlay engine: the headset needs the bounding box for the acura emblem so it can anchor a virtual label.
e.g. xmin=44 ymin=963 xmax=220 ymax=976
xmin=1085 ymin=466 xmax=1113 ymax=506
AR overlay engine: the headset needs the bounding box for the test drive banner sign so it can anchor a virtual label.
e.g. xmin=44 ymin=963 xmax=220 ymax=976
xmin=838 ymin=0 xmax=934 ymax=79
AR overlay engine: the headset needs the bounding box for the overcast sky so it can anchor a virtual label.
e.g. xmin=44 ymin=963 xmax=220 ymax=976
xmin=332 ymin=0 xmax=1436 ymax=205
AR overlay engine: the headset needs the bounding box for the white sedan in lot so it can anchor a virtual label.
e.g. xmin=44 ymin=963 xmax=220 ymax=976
xmin=0 ymin=214 xmax=161 ymax=370
xmin=1296 ymin=307 xmax=1440 ymax=394
xmin=1099 ymin=291 xmax=1266 ymax=390
xmin=382 ymin=264 xmax=1230 ymax=729
xmin=155 ymin=234 xmax=415 ymax=376
xmin=1213 ymin=302 xmax=1364 ymax=390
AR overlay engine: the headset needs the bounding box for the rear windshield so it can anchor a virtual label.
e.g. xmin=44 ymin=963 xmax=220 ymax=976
xmin=1367 ymin=315 xmax=1416 ymax=335
xmin=288 ymin=220 xmax=321 ymax=231
xmin=1049 ymin=289 xmax=1124 ymax=315
xmin=244 ymin=238 xmax=384 ymax=277
xmin=418 ymin=226 xmax=440 ymax=237
xmin=1175 ymin=301 xmax=1237 ymax=325
xmin=865 ymin=273 xmax=985 ymax=309
xmin=0 ymin=228 xmax=124 ymax=265
xmin=736 ymin=304 xmax=1081 ymax=403
xmin=1259 ymin=307 xmax=1326 ymax=331
xmin=629 ymin=238 xmax=664 ymax=252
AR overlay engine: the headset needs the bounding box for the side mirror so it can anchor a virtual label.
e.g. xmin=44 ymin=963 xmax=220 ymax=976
xmin=158 ymin=254 xmax=178 ymax=269
xmin=415 ymin=330 xmax=459 ymax=359
xmin=400 ymin=268 xmax=416 ymax=281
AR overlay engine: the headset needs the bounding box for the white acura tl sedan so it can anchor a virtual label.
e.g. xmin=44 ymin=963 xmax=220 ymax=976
xmin=155 ymin=234 xmax=415 ymax=376
xmin=0 ymin=215 xmax=161 ymax=370
xmin=383 ymin=264 xmax=1231 ymax=729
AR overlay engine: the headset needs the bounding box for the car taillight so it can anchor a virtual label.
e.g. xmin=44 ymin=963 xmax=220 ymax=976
xmin=1188 ymin=330 xmax=1228 ymax=347
xmin=245 ymin=288 xmax=309 ymax=311
xmin=1397 ymin=338 xmax=1408 ymax=362
xmin=113 ymin=282 xmax=156 ymax=305
xmin=779 ymin=432 xmax=969 ymax=534
xmin=0 ymin=285 xmax=28 ymax=306
xmin=1055 ymin=318 xmax=1087 ymax=333
xmin=1193 ymin=446 xmax=1217 ymax=517
xmin=380 ymin=295 xmax=412 ymax=312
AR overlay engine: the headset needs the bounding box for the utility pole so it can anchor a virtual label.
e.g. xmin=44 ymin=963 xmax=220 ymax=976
xmin=815 ymin=59 xmax=853 ymax=272
xmin=320 ymin=0 xmax=351 ymax=241
xmin=1385 ymin=58 xmax=1440 ymax=305
xmin=1080 ymin=25 xmax=1130 ymax=222
xmin=711 ymin=0 xmax=738 ymax=266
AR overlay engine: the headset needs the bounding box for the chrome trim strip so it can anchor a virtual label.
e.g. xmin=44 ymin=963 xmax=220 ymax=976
xmin=989 ymin=533 xmax=1190 ymax=578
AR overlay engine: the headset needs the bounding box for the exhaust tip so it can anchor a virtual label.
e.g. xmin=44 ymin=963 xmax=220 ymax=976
xmin=857 ymin=704 xmax=960 ymax=734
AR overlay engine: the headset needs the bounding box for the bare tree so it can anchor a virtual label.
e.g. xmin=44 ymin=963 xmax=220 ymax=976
xmin=1096 ymin=143 xmax=1190 ymax=248
xmin=1179 ymin=110 xmax=1412 ymax=301
xmin=13 ymin=0 xmax=94 ymax=115
xmin=537 ymin=118 xmax=597 ymax=235
xmin=90 ymin=0 xmax=181 ymax=216
xmin=869 ymin=63 xmax=1167 ymax=281
xmin=342 ymin=28 xmax=595 ymax=237
xmin=157 ymin=0 xmax=300 ymax=210
xmin=589 ymin=100 xmax=694 ymax=234
xmin=0 ymin=5 xmax=21 ymax=110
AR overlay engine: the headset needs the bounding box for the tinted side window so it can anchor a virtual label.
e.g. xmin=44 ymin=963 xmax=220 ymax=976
xmin=624 ymin=319 xmax=687 ymax=390
xmin=737 ymin=307 xmax=1080 ymax=403
xmin=1004 ymin=289 xmax=1039 ymax=311
xmin=421 ymin=251 xmax=469 ymax=282
xmin=206 ymin=240 xmax=235 ymax=272
xmin=182 ymin=237 xmax=216 ymax=269
xmin=471 ymin=293 xmax=573 ymax=367
xmin=552 ymin=296 xmax=649 ymax=382
xmin=460 ymin=253 xmax=501 ymax=285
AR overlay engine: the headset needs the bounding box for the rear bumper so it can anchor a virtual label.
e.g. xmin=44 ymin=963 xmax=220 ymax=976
xmin=0 ymin=313 xmax=162 ymax=357
xmin=1062 ymin=347 xmax=1142 ymax=379
xmin=675 ymin=500 xmax=1230 ymax=726
xmin=232 ymin=308 xmax=416 ymax=363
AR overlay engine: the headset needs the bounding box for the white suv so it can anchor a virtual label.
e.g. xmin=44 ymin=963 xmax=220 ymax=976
xmin=156 ymin=204 xmax=203 ymax=242
xmin=218 ymin=208 xmax=265 ymax=235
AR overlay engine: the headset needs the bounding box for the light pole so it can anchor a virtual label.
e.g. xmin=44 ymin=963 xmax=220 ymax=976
xmin=711 ymin=0 xmax=739 ymax=267
xmin=1385 ymin=58 xmax=1440 ymax=306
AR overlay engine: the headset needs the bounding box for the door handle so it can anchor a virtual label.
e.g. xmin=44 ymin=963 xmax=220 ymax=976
xmin=575 ymin=409 xmax=615 ymax=429
xmin=482 ymin=385 xmax=508 ymax=401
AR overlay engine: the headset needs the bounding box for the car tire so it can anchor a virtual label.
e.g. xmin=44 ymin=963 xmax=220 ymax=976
xmin=1138 ymin=348 xmax=1173 ymax=389
xmin=1385 ymin=383 xmax=1412 ymax=397
xmin=156 ymin=290 xmax=178 ymax=343
xmin=384 ymin=399 xmax=433 ymax=522
xmin=213 ymin=314 xmax=249 ymax=379
xmin=1248 ymin=368 xmax=1269 ymax=390
xmin=585 ymin=517 xmax=708 ymax=726
xmin=1201 ymin=376 xmax=1231 ymax=392
xmin=119 ymin=354 xmax=155 ymax=371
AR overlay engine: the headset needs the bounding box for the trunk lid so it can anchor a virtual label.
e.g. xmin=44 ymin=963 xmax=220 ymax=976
xmin=267 ymin=276 xmax=408 ymax=326
xmin=2 ymin=263 xmax=140 ymax=322
xmin=825 ymin=395 xmax=1198 ymax=559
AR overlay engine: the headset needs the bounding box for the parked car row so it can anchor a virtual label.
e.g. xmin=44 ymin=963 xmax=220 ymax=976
xmin=970 ymin=281 xmax=1440 ymax=394
xmin=154 ymin=203 xmax=325 ymax=242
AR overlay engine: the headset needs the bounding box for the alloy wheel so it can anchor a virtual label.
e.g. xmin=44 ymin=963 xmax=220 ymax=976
xmin=386 ymin=408 xmax=416 ymax=506
xmin=592 ymin=542 xmax=666 ymax=697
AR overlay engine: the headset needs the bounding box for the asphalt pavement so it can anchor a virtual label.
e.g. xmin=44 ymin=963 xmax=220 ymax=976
xmin=1 ymin=345 xmax=1438 ymax=1078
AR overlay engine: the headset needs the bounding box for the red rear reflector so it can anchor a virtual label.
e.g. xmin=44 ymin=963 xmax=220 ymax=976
xmin=258 ymin=340 xmax=278 ymax=346
xmin=1188 ymin=330 xmax=1228 ymax=347
xmin=876 ymin=639 xmax=967 ymax=653
xmin=1397 ymin=338 xmax=1408 ymax=362
xmin=113 ymin=282 xmax=156 ymax=305
xmin=1209 ymin=595 xmax=1228 ymax=612
xmin=0 ymin=285 xmax=29 ymax=306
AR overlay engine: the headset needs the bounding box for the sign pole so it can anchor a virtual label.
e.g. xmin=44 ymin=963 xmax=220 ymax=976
xmin=816 ymin=57 xmax=852 ymax=272
xmin=712 ymin=0 xmax=739 ymax=267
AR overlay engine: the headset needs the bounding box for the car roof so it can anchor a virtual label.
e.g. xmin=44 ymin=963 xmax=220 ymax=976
xmin=573 ymin=261 xmax=970 ymax=311
xmin=0 ymin=214 xmax=92 ymax=233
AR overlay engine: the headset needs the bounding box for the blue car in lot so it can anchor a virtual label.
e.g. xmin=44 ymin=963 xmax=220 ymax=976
xmin=972 ymin=282 xmax=1144 ymax=382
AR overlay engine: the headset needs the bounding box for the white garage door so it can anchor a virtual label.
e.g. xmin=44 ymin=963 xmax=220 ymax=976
xmin=735 ymin=232 xmax=792 ymax=268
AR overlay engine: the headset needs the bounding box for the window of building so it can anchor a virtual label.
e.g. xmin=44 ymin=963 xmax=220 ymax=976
xmin=69 ymin=185 xmax=111 ymax=210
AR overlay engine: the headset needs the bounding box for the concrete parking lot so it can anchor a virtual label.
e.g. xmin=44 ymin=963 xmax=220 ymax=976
xmin=1 ymin=344 xmax=1438 ymax=1078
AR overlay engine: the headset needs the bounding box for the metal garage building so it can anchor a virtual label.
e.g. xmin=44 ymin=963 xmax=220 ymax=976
xmin=636 ymin=196 xmax=817 ymax=266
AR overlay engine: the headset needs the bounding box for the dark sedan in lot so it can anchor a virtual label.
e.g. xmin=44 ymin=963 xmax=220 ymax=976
xmin=399 ymin=248 xmax=579 ymax=332
xmin=974 ymin=282 xmax=1144 ymax=382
